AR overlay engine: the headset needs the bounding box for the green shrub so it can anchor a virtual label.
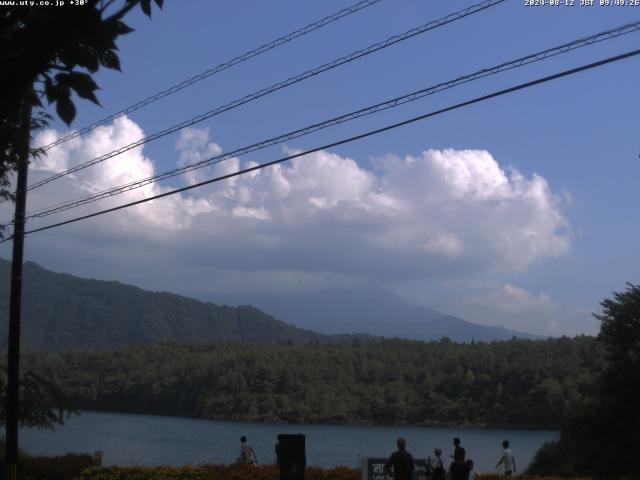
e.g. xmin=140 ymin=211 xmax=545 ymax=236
xmin=0 ymin=452 xmax=95 ymax=480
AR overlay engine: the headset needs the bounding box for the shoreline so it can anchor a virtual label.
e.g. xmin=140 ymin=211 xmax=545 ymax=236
xmin=69 ymin=408 xmax=560 ymax=432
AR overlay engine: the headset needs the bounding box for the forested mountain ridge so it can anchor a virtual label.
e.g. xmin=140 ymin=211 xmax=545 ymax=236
xmin=0 ymin=259 xmax=362 ymax=350
xmin=24 ymin=336 xmax=603 ymax=428
xmin=0 ymin=258 xmax=536 ymax=350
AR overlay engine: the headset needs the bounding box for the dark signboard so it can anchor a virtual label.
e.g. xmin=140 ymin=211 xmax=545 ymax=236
xmin=361 ymin=457 xmax=431 ymax=480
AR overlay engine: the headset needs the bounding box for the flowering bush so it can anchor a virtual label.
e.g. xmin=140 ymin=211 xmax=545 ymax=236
xmin=79 ymin=464 xmax=361 ymax=480
xmin=476 ymin=475 xmax=592 ymax=480
xmin=80 ymin=467 xmax=599 ymax=480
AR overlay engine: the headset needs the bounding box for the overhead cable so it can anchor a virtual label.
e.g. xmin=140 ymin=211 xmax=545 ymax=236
xmin=26 ymin=0 xmax=506 ymax=192
xmin=4 ymin=47 xmax=636 ymax=242
xmin=37 ymin=0 xmax=385 ymax=153
xmin=24 ymin=20 xmax=640 ymax=220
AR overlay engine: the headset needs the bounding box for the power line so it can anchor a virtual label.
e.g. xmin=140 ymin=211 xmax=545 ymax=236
xmin=26 ymin=0 xmax=506 ymax=192
xmin=37 ymin=0 xmax=384 ymax=153
xmin=6 ymin=47 xmax=637 ymax=242
xmin=24 ymin=20 xmax=640 ymax=220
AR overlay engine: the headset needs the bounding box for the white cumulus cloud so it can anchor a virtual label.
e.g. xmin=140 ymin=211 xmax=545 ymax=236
xmin=0 ymin=120 xmax=577 ymax=336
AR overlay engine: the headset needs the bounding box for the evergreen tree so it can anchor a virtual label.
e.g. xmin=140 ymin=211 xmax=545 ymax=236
xmin=528 ymin=283 xmax=640 ymax=476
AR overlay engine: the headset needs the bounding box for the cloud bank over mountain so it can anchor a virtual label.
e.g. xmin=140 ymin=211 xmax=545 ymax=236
xmin=0 ymin=117 xmax=586 ymax=335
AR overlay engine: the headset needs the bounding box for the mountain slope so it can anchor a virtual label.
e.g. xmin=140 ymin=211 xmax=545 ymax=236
xmin=0 ymin=259 xmax=337 ymax=350
xmin=209 ymin=287 xmax=541 ymax=342
xmin=0 ymin=258 xmax=538 ymax=350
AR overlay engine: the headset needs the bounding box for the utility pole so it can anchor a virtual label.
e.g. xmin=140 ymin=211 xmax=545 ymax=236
xmin=5 ymin=100 xmax=31 ymax=480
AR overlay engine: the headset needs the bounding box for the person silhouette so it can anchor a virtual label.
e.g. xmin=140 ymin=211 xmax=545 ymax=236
xmin=495 ymin=440 xmax=516 ymax=476
xmin=385 ymin=437 xmax=415 ymax=480
xmin=237 ymin=435 xmax=257 ymax=465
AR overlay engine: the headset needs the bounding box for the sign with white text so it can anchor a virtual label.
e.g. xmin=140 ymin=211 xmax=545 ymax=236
xmin=361 ymin=457 xmax=430 ymax=480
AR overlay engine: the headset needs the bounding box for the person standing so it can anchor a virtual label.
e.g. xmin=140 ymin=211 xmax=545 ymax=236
xmin=385 ymin=437 xmax=415 ymax=480
xmin=449 ymin=456 xmax=470 ymax=480
xmin=452 ymin=437 xmax=466 ymax=462
xmin=429 ymin=447 xmax=445 ymax=480
xmin=237 ymin=435 xmax=258 ymax=465
xmin=495 ymin=440 xmax=516 ymax=476
xmin=449 ymin=438 xmax=469 ymax=480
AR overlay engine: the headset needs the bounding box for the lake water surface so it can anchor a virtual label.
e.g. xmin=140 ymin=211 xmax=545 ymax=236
xmin=21 ymin=411 xmax=556 ymax=472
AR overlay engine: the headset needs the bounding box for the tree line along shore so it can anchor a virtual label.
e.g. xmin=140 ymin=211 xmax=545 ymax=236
xmin=20 ymin=336 xmax=601 ymax=429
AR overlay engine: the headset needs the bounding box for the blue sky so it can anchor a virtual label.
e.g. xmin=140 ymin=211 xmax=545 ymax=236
xmin=1 ymin=0 xmax=639 ymax=336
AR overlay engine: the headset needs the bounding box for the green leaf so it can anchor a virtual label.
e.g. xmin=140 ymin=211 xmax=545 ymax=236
xmin=76 ymin=87 xmax=101 ymax=106
xmin=57 ymin=47 xmax=78 ymax=70
xmin=141 ymin=0 xmax=152 ymax=17
xmin=26 ymin=88 xmax=42 ymax=108
xmin=113 ymin=20 xmax=135 ymax=36
xmin=63 ymin=44 xmax=100 ymax=73
xmin=44 ymin=79 xmax=70 ymax=105
xmin=44 ymin=78 xmax=56 ymax=104
xmin=30 ymin=111 xmax=52 ymax=131
xmin=90 ymin=26 xmax=118 ymax=51
xmin=85 ymin=55 xmax=100 ymax=73
xmin=56 ymin=96 xmax=76 ymax=126
xmin=59 ymin=72 xmax=101 ymax=106
xmin=154 ymin=0 xmax=164 ymax=8
xmin=99 ymin=50 xmax=121 ymax=71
